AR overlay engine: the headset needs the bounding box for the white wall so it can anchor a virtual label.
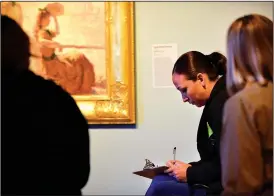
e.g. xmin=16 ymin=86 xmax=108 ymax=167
xmin=83 ymin=2 xmax=273 ymax=195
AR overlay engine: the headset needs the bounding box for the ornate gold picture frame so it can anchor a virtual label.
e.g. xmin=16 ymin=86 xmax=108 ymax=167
xmin=74 ymin=2 xmax=136 ymax=124
xmin=1 ymin=1 xmax=136 ymax=124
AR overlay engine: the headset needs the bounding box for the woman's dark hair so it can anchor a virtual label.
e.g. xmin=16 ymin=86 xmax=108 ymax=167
xmin=1 ymin=15 xmax=30 ymax=71
xmin=172 ymin=51 xmax=227 ymax=81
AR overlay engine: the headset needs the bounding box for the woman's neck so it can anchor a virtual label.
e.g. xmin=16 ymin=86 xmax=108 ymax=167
xmin=206 ymin=78 xmax=220 ymax=97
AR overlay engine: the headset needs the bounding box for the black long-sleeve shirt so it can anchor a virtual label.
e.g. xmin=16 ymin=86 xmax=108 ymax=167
xmin=186 ymin=76 xmax=229 ymax=194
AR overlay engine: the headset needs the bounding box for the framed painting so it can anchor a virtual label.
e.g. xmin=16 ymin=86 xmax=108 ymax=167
xmin=1 ymin=2 xmax=136 ymax=124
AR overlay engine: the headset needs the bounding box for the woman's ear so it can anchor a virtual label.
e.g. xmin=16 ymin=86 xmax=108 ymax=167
xmin=197 ymin=73 xmax=206 ymax=88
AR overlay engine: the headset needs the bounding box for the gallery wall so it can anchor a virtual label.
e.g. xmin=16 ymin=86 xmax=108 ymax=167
xmin=83 ymin=2 xmax=273 ymax=195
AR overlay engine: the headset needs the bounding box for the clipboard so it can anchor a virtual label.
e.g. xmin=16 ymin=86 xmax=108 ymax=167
xmin=133 ymin=166 xmax=168 ymax=179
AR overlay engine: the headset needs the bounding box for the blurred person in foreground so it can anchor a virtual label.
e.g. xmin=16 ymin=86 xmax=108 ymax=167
xmin=1 ymin=15 xmax=90 ymax=195
xmin=221 ymin=14 xmax=273 ymax=196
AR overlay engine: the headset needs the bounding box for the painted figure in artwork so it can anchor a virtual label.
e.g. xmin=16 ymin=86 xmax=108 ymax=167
xmin=33 ymin=3 xmax=104 ymax=95
xmin=2 ymin=2 xmax=106 ymax=95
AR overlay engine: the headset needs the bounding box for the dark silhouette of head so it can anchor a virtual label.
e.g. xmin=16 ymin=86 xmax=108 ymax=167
xmin=1 ymin=15 xmax=31 ymax=72
xmin=172 ymin=51 xmax=227 ymax=107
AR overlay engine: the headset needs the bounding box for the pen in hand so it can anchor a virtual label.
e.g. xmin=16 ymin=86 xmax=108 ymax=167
xmin=164 ymin=147 xmax=177 ymax=174
xmin=173 ymin=147 xmax=176 ymax=165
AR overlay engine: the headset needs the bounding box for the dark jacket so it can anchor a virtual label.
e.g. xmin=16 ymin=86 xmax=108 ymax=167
xmin=221 ymin=82 xmax=273 ymax=196
xmin=2 ymin=69 xmax=90 ymax=195
xmin=186 ymin=76 xmax=229 ymax=193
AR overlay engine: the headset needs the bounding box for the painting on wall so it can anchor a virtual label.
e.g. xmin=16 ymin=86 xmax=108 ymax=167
xmin=1 ymin=2 xmax=136 ymax=124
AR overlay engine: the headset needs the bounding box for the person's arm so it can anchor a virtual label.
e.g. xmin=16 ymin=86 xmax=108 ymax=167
xmin=39 ymin=38 xmax=104 ymax=50
xmin=186 ymin=91 xmax=228 ymax=185
xmin=38 ymin=37 xmax=61 ymax=49
xmin=52 ymin=16 xmax=60 ymax=35
xmin=188 ymin=160 xmax=201 ymax=166
xmin=186 ymin=157 xmax=220 ymax=184
xmin=220 ymin=96 xmax=264 ymax=195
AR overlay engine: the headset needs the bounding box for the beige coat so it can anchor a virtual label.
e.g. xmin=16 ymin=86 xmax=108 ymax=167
xmin=220 ymin=82 xmax=273 ymax=196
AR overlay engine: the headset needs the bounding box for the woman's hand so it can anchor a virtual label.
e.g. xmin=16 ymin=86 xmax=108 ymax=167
xmin=58 ymin=56 xmax=72 ymax=67
xmin=164 ymin=160 xmax=182 ymax=175
xmin=164 ymin=160 xmax=191 ymax=182
xmin=164 ymin=160 xmax=176 ymax=174
xmin=173 ymin=161 xmax=192 ymax=182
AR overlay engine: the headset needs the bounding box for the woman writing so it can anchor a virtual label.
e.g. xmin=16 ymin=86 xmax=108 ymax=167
xmin=146 ymin=51 xmax=229 ymax=196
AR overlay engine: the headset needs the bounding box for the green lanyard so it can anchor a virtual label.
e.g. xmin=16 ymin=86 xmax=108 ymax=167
xmin=207 ymin=122 xmax=213 ymax=138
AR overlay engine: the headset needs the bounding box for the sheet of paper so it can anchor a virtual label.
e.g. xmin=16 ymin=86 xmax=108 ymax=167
xmin=152 ymin=43 xmax=178 ymax=88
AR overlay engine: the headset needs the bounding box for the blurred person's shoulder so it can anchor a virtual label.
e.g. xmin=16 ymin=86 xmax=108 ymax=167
xmin=224 ymin=82 xmax=273 ymax=115
xmin=227 ymin=82 xmax=272 ymax=104
xmin=25 ymin=70 xmax=88 ymax=124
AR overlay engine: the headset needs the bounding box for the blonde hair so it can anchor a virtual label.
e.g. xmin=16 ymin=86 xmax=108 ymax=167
xmin=226 ymin=14 xmax=273 ymax=96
